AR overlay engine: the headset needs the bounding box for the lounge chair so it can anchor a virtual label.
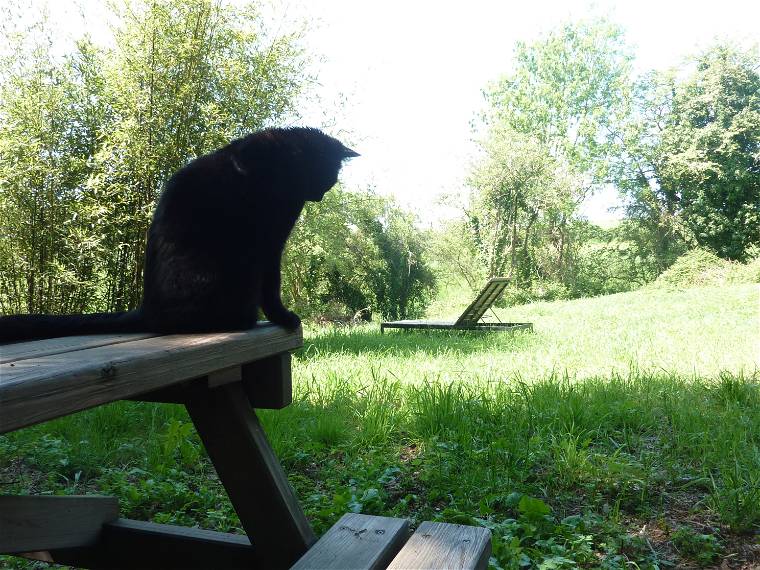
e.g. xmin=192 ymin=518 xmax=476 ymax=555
xmin=380 ymin=277 xmax=533 ymax=333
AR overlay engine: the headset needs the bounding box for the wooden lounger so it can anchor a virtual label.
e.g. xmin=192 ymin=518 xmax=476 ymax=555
xmin=380 ymin=277 xmax=533 ymax=333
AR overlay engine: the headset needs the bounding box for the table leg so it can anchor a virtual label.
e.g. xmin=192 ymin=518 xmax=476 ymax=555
xmin=185 ymin=382 xmax=315 ymax=569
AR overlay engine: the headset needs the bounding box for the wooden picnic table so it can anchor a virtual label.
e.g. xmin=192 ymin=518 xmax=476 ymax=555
xmin=1 ymin=325 xmax=494 ymax=570
xmin=0 ymin=324 xmax=312 ymax=569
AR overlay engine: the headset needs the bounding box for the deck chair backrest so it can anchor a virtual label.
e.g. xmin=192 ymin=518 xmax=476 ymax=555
xmin=454 ymin=277 xmax=510 ymax=326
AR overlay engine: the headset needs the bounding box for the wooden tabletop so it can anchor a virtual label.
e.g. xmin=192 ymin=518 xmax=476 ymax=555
xmin=0 ymin=325 xmax=302 ymax=434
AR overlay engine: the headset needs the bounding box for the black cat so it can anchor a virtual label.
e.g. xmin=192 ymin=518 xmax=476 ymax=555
xmin=0 ymin=127 xmax=358 ymax=343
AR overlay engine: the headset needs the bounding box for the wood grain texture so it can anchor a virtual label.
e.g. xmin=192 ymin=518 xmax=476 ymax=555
xmin=45 ymin=518 xmax=257 ymax=569
xmin=0 ymin=333 xmax=158 ymax=364
xmin=0 ymin=324 xmax=302 ymax=434
xmin=291 ymin=513 xmax=409 ymax=570
xmin=387 ymin=521 xmax=491 ymax=570
xmin=0 ymin=495 xmax=118 ymax=554
xmin=185 ymin=382 xmax=315 ymax=569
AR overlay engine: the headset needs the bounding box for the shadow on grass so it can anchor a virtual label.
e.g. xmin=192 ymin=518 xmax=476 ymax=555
xmin=297 ymin=325 xmax=540 ymax=360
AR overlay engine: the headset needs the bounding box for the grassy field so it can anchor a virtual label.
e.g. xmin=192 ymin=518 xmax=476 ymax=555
xmin=1 ymin=283 xmax=758 ymax=568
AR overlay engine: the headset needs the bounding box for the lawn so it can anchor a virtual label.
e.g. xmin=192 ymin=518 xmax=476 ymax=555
xmin=1 ymin=284 xmax=758 ymax=568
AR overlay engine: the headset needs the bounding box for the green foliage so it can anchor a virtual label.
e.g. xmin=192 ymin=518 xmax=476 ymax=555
xmin=284 ymin=186 xmax=435 ymax=321
xmin=668 ymin=45 xmax=760 ymax=260
xmin=0 ymin=0 xmax=310 ymax=314
xmin=0 ymin=20 xmax=104 ymax=313
xmin=466 ymin=27 xmax=758 ymax=297
xmin=0 ymin=1 xmax=433 ymax=321
xmin=485 ymin=18 xmax=632 ymax=182
xmin=568 ymin=220 xmax=663 ymax=297
xmin=671 ymin=526 xmax=722 ymax=566
xmin=612 ymin=44 xmax=760 ymax=263
xmin=89 ymin=0 xmax=310 ymax=310
xmin=368 ymin=207 xmax=436 ymax=320
xmin=463 ymin=18 xmax=635 ymax=296
xmin=652 ymin=248 xmax=760 ymax=289
xmin=466 ymin=128 xmax=581 ymax=285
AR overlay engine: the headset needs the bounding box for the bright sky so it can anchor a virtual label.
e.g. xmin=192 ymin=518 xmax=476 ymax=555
xmin=21 ymin=0 xmax=760 ymax=226
xmin=291 ymin=0 xmax=760 ymax=227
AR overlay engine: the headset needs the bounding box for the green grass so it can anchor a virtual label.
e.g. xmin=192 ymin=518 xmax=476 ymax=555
xmin=1 ymin=284 xmax=758 ymax=568
xmin=302 ymin=283 xmax=759 ymax=383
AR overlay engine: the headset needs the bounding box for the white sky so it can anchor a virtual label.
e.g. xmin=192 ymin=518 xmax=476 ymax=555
xmin=291 ymin=0 xmax=760 ymax=227
xmin=16 ymin=0 xmax=760 ymax=226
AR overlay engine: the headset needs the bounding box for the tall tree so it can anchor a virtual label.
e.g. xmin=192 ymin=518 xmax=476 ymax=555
xmin=0 ymin=20 xmax=104 ymax=314
xmin=484 ymin=18 xmax=633 ymax=186
xmin=283 ymin=187 xmax=435 ymax=321
xmin=466 ymin=127 xmax=580 ymax=284
xmin=612 ymin=44 xmax=760 ymax=261
xmin=468 ymin=19 xmax=632 ymax=287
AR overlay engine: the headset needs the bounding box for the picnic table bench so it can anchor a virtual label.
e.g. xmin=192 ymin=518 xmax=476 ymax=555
xmin=0 ymin=325 xmax=490 ymax=569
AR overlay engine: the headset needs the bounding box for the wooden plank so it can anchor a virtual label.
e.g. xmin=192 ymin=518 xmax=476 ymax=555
xmin=42 ymin=518 xmax=258 ymax=569
xmin=387 ymin=521 xmax=491 ymax=570
xmin=127 ymin=353 xmax=293 ymax=407
xmin=185 ymin=382 xmax=315 ymax=569
xmin=243 ymin=353 xmax=292 ymax=409
xmin=207 ymin=365 xmax=243 ymax=388
xmin=0 ymin=333 xmax=158 ymax=364
xmin=0 ymin=324 xmax=303 ymax=434
xmin=291 ymin=513 xmax=409 ymax=570
xmin=0 ymin=495 xmax=118 ymax=554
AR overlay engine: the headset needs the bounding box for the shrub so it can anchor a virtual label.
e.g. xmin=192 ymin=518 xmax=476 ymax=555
xmin=653 ymin=248 xmax=760 ymax=289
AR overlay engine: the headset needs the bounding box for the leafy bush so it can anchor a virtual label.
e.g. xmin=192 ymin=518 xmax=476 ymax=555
xmin=283 ymin=186 xmax=435 ymax=322
xmin=653 ymin=248 xmax=760 ymax=289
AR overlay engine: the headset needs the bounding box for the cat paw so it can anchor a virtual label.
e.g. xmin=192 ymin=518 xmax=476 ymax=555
xmin=268 ymin=309 xmax=301 ymax=330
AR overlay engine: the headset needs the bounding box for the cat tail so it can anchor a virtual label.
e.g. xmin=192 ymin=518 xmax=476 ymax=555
xmin=0 ymin=310 xmax=146 ymax=343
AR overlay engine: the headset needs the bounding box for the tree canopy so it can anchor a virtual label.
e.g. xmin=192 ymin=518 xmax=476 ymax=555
xmin=613 ymin=45 xmax=760 ymax=262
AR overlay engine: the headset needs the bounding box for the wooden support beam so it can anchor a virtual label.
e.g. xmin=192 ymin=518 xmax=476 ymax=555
xmin=387 ymin=521 xmax=491 ymax=570
xmin=185 ymin=382 xmax=315 ymax=569
xmin=126 ymin=353 xmax=292 ymax=407
xmin=125 ymin=380 xmax=193 ymax=404
xmin=0 ymin=495 xmax=118 ymax=554
xmin=42 ymin=518 xmax=257 ymax=569
xmin=291 ymin=513 xmax=409 ymax=570
xmin=207 ymin=365 xmax=243 ymax=388
xmin=242 ymin=353 xmax=292 ymax=409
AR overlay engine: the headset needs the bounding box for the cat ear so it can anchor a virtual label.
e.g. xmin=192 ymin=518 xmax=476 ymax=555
xmin=341 ymin=146 xmax=360 ymax=158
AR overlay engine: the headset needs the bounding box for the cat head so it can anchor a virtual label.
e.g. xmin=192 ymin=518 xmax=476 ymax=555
xmin=238 ymin=127 xmax=359 ymax=202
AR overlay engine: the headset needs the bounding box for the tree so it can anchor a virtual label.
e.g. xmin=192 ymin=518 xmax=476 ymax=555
xmin=466 ymin=128 xmax=580 ymax=285
xmin=283 ymin=187 xmax=435 ymax=321
xmin=0 ymin=20 xmax=104 ymax=314
xmin=484 ymin=18 xmax=633 ymax=186
xmin=466 ymin=19 xmax=632 ymax=290
xmin=612 ymin=44 xmax=760 ymax=262
xmin=666 ymin=45 xmax=760 ymax=260
xmin=90 ymin=0 xmax=310 ymax=310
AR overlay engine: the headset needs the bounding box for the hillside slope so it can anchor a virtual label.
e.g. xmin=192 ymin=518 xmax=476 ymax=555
xmin=301 ymin=283 xmax=759 ymax=383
